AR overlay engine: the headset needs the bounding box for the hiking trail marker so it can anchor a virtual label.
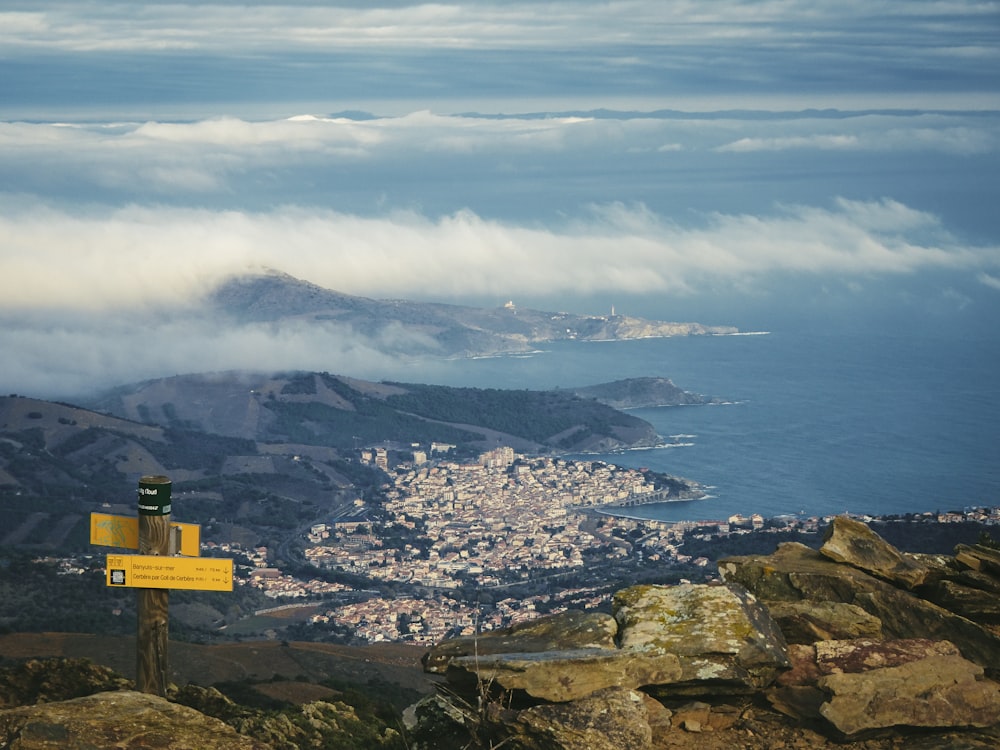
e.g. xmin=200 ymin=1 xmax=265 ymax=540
xmin=105 ymin=554 xmax=233 ymax=592
xmin=90 ymin=475 xmax=232 ymax=696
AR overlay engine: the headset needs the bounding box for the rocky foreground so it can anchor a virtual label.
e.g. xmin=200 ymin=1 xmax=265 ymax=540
xmin=2 ymin=517 xmax=999 ymax=749
xmin=411 ymin=516 xmax=1000 ymax=749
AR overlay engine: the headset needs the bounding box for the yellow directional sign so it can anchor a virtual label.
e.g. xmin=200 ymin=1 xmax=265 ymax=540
xmin=106 ymin=554 xmax=232 ymax=592
xmin=90 ymin=513 xmax=200 ymax=557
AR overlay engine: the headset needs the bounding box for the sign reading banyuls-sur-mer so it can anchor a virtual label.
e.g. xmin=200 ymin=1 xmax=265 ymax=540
xmin=106 ymin=553 xmax=232 ymax=592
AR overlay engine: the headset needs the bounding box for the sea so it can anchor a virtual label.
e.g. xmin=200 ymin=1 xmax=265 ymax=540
xmin=399 ymin=327 xmax=1000 ymax=524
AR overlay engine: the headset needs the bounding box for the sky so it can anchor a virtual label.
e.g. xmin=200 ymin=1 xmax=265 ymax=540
xmin=2 ymin=0 xmax=1000 ymax=396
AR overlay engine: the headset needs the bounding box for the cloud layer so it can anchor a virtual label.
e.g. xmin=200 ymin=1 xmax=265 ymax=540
xmin=2 ymin=2 xmax=999 ymax=396
xmin=1 ymin=198 xmax=997 ymax=313
xmin=2 ymin=1 xmax=998 ymax=115
xmin=5 ymin=1 xmax=996 ymax=56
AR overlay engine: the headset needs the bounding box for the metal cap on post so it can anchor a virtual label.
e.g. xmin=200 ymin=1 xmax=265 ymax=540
xmin=137 ymin=474 xmax=171 ymax=696
xmin=138 ymin=475 xmax=172 ymax=518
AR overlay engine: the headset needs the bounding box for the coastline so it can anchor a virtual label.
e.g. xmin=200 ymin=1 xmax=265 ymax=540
xmin=573 ymin=494 xmax=713 ymax=523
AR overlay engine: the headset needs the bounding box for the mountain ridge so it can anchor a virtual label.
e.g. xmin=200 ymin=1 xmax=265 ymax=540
xmin=1 ymin=372 xmax=697 ymax=551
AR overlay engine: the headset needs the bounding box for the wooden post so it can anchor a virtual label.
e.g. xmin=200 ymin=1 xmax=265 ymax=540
xmin=136 ymin=474 xmax=172 ymax=695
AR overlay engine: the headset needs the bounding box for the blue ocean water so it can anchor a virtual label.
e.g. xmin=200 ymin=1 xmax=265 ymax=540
xmin=402 ymin=328 xmax=1000 ymax=523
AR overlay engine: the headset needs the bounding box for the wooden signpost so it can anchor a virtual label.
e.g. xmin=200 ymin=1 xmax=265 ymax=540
xmin=91 ymin=475 xmax=232 ymax=696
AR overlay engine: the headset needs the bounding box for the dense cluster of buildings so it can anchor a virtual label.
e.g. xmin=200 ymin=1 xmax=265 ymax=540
xmin=242 ymin=447 xmax=1000 ymax=644
xmin=39 ymin=443 xmax=996 ymax=646
xmin=305 ymin=448 xmax=692 ymax=589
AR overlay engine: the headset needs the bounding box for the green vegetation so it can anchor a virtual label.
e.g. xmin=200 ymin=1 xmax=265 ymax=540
xmin=281 ymin=373 xmax=318 ymax=395
xmin=182 ymin=677 xmax=409 ymax=750
xmin=266 ymin=400 xmax=483 ymax=451
xmin=0 ymin=549 xmax=269 ymax=641
xmin=0 ymin=552 xmax=132 ymax=636
xmin=384 ymin=383 xmax=644 ymax=443
xmin=978 ymin=530 xmax=1000 ymax=550
xmin=139 ymin=429 xmax=258 ymax=473
xmin=50 ymin=428 xmax=105 ymax=457
xmin=869 ymin=520 xmax=998 ymax=554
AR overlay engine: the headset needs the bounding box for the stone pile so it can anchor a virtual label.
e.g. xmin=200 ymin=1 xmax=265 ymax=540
xmin=409 ymin=516 xmax=1000 ymax=749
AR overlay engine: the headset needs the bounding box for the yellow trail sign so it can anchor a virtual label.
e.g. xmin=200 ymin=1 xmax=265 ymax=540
xmin=106 ymin=554 xmax=233 ymax=592
xmin=91 ymin=513 xmax=200 ymax=557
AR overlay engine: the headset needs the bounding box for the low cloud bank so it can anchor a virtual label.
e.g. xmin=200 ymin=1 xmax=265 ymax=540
xmin=1 ymin=198 xmax=996 ymax=313
xmin=1 ymin=197 xmax=997 ymax=398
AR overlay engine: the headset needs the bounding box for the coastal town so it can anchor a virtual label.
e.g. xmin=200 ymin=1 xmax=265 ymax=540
xmin=233 ymin=446 xmax=1000 ymax=645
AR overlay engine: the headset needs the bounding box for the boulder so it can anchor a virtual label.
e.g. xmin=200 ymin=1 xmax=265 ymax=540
xmin=776 ymin=638 xmax=962 ymax=690
xmin=955 ymin=544 xmax=1000 ymax=577
xmin=819 ymin=654 xmax=1000 ymax=737
xmin=411 ymin=521 xmax=1000 ymax=748
xmin=719 ymin=541 xmax=1000 ymax=673
xmin=446 ymin=648 xmax=682 ymax=703
xmin=770 ymin=639 xmax=965 ymax=722
xmin=769 ymin=639 xmax=1000 ymax=737
xmin=507 ymin=687 xmax=655 ymax=750
xmin=820 ymin=515 xmax=930 ymax=588
xmin=613 ymin=583 xmax=790 ymax=694
xmin=405 ymin=687 xmax=665 ymax=750
xmin=423 ymin=609 xmax=617 ymax=673
xmin=812 ymin=637 xmax=960 ymax=676
xmin=763 ymin=600 xmax=882 ymax=643
xmin=0 ymin=690 xmax=270 ymax=750
xmin=403 ymin=692 xmax=491 ymax=750
xmin=436 ymin=583 xmax=791 ymax=702
xmin=919 ymin=579 xmax=1000 ymax=624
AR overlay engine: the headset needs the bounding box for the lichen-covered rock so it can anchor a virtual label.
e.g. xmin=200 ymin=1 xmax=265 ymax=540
xmin=0 ymin=690 xmax=271 ymax=750
xmin=613 ymin=582 xmax=790 ymax=693
xmin=768 ymin=638 xmax=1000 ymax=738
xmin=820 ymin=515 xmax=930 ymax=588
xmin=411 ymin=519 xmax=1000 ymax=748
xmin=507 ymin=687 xmax=654 ymax=750
xmin=447 ymin=647 xmax=682 ymax=703
xmin=423 ymin=609 xmax=617 ymax=673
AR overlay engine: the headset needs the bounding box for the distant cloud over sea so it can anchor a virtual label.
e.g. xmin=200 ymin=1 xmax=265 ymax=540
xmin=1 ymin=0 xmax=999 ymax=395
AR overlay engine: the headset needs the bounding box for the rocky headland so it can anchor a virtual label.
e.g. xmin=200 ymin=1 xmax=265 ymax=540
xmin=209 ymin=269 xmax=739 ymax=359
xmin=569 ymin=376 xmax=721 ymax=409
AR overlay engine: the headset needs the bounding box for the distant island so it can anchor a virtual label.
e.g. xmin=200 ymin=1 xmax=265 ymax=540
xmin=569 ymin=376 xmax=722 ymax=409
xmin=209 ymin=269 xmax=739 ymax=358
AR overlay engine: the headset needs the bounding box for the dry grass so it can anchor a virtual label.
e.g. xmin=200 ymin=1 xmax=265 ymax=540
xmin=0 ymin=633 xmax=438 ymax=697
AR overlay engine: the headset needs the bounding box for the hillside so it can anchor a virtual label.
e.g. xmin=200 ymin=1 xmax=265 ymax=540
xmin=85 ymin=371 xmax=660 ymax=451
xmin=0 ymin=375 xmax=663 ymax=552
